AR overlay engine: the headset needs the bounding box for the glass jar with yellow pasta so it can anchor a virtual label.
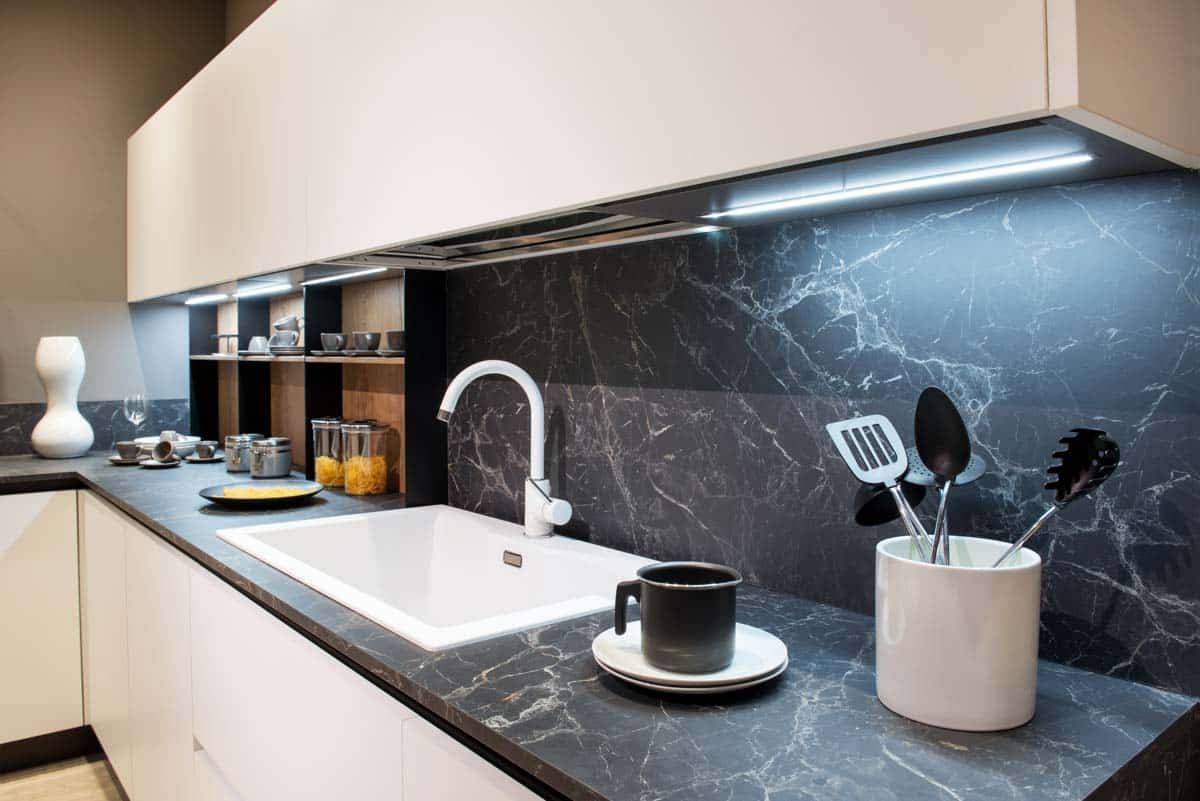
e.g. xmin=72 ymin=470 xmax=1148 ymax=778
xmin=341 ymin=420 xmax=390 ymax=496
xmin=311 ymin=417 xmax=344 ymax=487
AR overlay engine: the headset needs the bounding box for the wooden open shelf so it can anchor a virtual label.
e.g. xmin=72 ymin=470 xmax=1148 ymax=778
xmin=187 ymin=272 xmax=446 ymax=505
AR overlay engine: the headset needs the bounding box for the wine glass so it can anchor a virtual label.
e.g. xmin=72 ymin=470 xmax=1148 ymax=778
xmin=123 ymin=393 xmax=147 ymax=433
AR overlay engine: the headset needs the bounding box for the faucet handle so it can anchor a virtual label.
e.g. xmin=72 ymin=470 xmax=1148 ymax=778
xmin=542 ymin=497 xmax=573 ymax=526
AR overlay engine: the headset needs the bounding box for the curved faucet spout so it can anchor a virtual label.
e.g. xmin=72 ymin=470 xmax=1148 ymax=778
xmin=438 ymin=359 xmax=546 ymax=480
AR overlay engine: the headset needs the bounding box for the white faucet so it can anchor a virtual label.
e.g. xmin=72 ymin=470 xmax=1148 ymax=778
xmin=437 ymin=360 xmax=572 ymax=537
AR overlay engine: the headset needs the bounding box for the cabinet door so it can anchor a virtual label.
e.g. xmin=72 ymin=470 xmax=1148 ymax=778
xmin=306 ymin=0 xmax=1048 ymax=261
xmin=189 ymin=566 xmax=413 ymax=801
xmin=402 ymin=717 xmax=539 ymax=801
xmin=79 ymin=492 xmax=133 ymax=789
xmin=126 ymin=0 xmax=315 ymax=301
xmin=0 ymin=491 xmax=81 ymax=743
xmin=194 ymin=750 xmax=246 ymax=801
xmin=125 ymin=525 xmax=193 ymax=801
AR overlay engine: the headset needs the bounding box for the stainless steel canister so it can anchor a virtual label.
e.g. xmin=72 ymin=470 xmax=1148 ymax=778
xmin=224 ymin=433 xmax=264 ymax=472
xmin=249 ymin=437 xmax=293 ymax=478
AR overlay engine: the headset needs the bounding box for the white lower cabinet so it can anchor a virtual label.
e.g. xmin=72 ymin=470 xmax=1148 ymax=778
xmin=402 ymin=717 xmax=540 ymax=801
xmin=80 ymin=491 xmax=192 ymax=800
xmin=78 ymin=491 xmax=546 ymax=801
xmin=0 ymin=491 xmax=82 ymax=744
xmin=194 ymin=749 xmax=245 ymax=801
xmin=189 ymin=566 xmax=413 ymax=800
xmin=125 ymin=525 xmax=193 ymax=801
xmin=80 ymin=492 xmax=133 ymax=787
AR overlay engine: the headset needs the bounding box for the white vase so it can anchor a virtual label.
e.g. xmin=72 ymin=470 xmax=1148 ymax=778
xmin=31 ymin=336 xmax=94 ymax=459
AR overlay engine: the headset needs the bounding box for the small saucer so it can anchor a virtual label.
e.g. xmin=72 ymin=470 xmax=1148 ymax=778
xmin=342 ymin=349 xmax=377 ymax=357
xmin=592 ymin=622 xmax=788 ymax=689
xmin=375 ymin=349 xmax=406 ymax=357
xmin=237 ymin=349 xmax=272 ymax=357
xmin=309 ymin=350 xmax=341 ymax=357
xmin=140 ymin=458 xmax=182 ymax=469
xmin=597 ymin=657 xmax=787 ymax=694
xmin=185 ymin=453 xmax=224 ymax=464
xmin=109 ymin=455 xmax=143 ymax=466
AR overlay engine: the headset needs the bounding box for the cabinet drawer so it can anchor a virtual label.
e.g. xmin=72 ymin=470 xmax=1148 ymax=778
xmin=189 ymin=566 xmax=414 ymax=801
xmin=402 ymin=717 xmax=539 ymax=801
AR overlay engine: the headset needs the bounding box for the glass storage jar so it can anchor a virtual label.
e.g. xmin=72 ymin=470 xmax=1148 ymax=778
xmin=341 ymin=420 xmax=390 ymax=496
xmin=311 ymin=417 xmax=344 ymax=487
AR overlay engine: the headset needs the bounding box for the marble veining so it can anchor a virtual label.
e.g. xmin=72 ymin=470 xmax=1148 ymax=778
xmin=0 ymin=455 xmax=1193 ymax=801
xmin=0 ymin=398 xmax=189 ymax=456
xmin=447 ymin=171 xmax=1200 ymax=697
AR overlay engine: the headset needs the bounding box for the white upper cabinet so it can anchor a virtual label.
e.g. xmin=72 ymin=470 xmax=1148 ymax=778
xmin=127 ymin=0 xmax=1197 ymax=300
xmin=127 ymin=0 xmax=315 ymax=301
xmin=304 ymin=0 xmax=1049 ymax=260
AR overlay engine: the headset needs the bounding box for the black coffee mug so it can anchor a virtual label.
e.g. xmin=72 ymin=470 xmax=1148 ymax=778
xmin=615 ymin=561 xmax=742 ymax=673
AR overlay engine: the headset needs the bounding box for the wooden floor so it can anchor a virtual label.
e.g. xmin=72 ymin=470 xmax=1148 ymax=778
xmin=0 ymin=757 xmax=122 ymax=801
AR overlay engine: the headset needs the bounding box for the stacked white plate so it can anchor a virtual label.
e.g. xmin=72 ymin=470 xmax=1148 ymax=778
xmin=592 ymin=622 xmax=788 ymax=694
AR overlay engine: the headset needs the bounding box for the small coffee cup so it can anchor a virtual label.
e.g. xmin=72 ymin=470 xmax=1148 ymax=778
xmin=152 ymin=439 xmax=177 ymax=462
xmin=116 ymin=441 xmax=139 ymax=460
xmin=195 ymin=440 xmax=217 ymax=459
xmin=384 ymin=330 xmax=405 ymax=351
xmin=614 ymin=561 xmax=742 ymax=673
xmin=351 ymin=331 xmax=380 ymax=351
xmin=159 ymin=430 xmax=178 ymax=442
xmin=270 ymin=330 xmax=299 ymax=348
xmin=321 ymin=332 xmax=346 ymax=351
xmin=248 ymin=336 xmax=269 ymax=353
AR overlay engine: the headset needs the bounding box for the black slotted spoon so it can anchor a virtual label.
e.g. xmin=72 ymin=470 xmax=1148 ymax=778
xmin=992 ymin=428 xmax=1120 ymax=567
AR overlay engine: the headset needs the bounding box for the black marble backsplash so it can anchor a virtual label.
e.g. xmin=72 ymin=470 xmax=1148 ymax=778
xmin=0 ymin=398 xmax=190 ymax=456
xmin=447 ymin=170 xmax=1200 ymax=696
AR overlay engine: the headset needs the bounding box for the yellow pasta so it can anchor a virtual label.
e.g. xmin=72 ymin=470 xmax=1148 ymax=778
xmin=223 ymin=485 xmax=310 ymax=499
xmin=315 ymin=455 xmax=345 ymax=487
xmin=345 ymin=455 xmax=387 ymax=495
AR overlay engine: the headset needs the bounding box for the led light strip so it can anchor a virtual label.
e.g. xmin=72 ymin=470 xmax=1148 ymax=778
xmin=233 ymin=283 xmax=293 ymax=299
xmin=301 ymin=267 xmax=388 ymax=286
xmin=183 ymin=293 xmax=229 ymax=306
xmin=703 ymin=153 xmax=1094 ymax=220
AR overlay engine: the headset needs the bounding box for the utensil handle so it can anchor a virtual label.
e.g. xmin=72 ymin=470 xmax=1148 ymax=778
xmin=931 ymin=483 xmax=952 ymax=565
xmin=888 ymin=484 xmax=931 ymax=561
xmin=614 ymin=580 xmax=641 ymax=635
xmin=993 ymin=506 xmax=1059 ymax=567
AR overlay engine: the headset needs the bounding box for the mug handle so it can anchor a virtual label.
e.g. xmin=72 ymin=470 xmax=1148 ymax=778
xmin=614 ymin=580 xmax=641 ymax=635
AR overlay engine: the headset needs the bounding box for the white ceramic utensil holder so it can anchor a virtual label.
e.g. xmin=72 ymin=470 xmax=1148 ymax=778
xmin=30 ymin=336 xmax=94 ymax=459
xmin=875 ymin=535 xmax=1041 ymax=731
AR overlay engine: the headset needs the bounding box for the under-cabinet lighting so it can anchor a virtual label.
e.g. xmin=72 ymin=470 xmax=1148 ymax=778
xmin=233 ymin=283 xmax=293 ymax=299
xmin=183 ymin=293 xmax=228 ymax=306
xmin=702 ymin=152 xmax=1095 ymax=220
xmin=301 ymin=267 xmax=388 ymax=286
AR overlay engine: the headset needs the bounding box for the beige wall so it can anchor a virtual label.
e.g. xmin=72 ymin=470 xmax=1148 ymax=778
xmin=226 ymin=0 xmax=276 ymax=43
xmin=0 ymin=0 xmax=225 ymax=402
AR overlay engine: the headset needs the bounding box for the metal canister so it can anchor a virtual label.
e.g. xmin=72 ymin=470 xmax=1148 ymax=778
xmin=224 ymin=433 xmax=264 ymax=472
xmin=249 ymin=437 xmax=293 ymax=478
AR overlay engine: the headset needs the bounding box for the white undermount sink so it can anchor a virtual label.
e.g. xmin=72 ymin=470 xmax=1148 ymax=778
xmin=217 ymin=505 xmax=652 ymax=651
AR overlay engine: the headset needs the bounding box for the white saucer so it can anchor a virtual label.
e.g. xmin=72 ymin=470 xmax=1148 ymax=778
xmin=140 ymin=458 xmax=181 ymax=469
xmin=185 ymin=454 xmax=224 ymax=464
xmin=109 ymin=455 xmax=142 ymax=466
xmin=596 ymin=656 xmax=788 ymax=694
xmin=592 ymin=622 xmax=788 ymax=688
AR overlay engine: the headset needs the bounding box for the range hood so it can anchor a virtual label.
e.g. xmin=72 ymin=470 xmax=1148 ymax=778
xmin=318 ymin=117 xmax=1174 ymax=274
xmin=318 ymin=212 xmax=714 ymax=272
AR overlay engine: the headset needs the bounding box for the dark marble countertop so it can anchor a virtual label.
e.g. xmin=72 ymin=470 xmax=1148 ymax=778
xmin=1 ymin=454 xmax=1195 ymax=801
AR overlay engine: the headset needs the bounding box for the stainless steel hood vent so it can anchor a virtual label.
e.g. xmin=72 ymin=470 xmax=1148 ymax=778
xmin=319 ymin=212 xmax=714 ymax=272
